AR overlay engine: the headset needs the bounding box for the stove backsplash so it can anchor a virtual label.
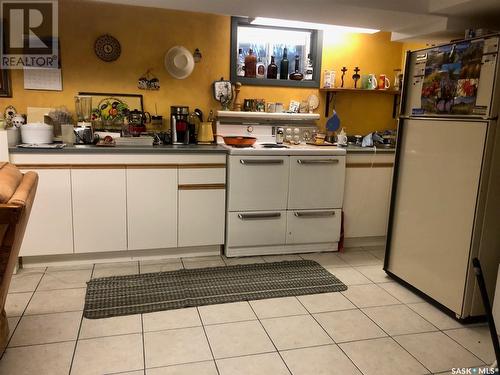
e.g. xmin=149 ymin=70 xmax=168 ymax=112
xmin=217 ymin=122 xmax=318 ymax=144
xmin=272 ymin=126 xmax=318 ymax=143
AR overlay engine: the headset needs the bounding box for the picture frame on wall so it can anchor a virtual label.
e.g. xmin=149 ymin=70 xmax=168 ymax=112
xmin=0 ymin=20 xmax=12 ymax=97
xmin=0 ymin=66 xmax=12 ymax=97
xmin=78 ymin=92 xmax=144 ymax=131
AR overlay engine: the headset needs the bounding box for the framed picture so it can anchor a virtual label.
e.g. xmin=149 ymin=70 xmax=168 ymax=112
xmin=0 ymin=67 xmax=12 ymax=97
xmin=78 ymin=92 xmax=144 ymax=130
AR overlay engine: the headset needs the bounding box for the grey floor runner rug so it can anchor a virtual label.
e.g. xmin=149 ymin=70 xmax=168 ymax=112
xmin=83 ymin=260 xmax=348 ymax=319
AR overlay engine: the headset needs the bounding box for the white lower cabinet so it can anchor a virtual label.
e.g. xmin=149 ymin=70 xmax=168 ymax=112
xmin=72 ymin=169 xmax=127 ymax=253
xmin=288 ymin=155 xmax=345 ymax=209
xmin=20 ymin=169 xmax=74 ymax=256
xmin=127 ymin=168 xmax=178 ymax=250
xmin=286 ymin=209 xmax=341 ymax=244
xmin=227 ymin=211 xmax=286 ymax=247
xmin=178 ymin=189 xmax=225 ymax=247
xmin=14 ymin=157 xmax=227 ymax=257
xmin=343 ymin=155 xmax=394 ymax=238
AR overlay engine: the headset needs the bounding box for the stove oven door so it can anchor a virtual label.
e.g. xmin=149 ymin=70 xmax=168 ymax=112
xmin=227 ymin=211 xmax=287 ymax=247
xmin=228 ymin=156 xmax=289 ymax=211
xmin=286 ymin=209 xmax=341 ymax=244
xmin=288 ymin=156 xmax=345 ymax=209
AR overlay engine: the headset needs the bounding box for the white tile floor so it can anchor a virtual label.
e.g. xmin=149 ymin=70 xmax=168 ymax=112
xmin=0 ymin=247 xmax=495 ymax=375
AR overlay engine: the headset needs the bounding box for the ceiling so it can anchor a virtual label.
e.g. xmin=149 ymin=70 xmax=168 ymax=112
xmin=90 ymin=0 xmax=500 ymax=42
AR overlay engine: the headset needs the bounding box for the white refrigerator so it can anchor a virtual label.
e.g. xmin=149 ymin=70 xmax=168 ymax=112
xmin=385 ymin=34 xmax=500 ymax=321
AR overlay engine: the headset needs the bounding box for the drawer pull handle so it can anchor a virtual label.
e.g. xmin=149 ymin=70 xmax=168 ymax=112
xmin=238 ymin=213 xmax=281 ymax=220
xmin=297 ymin=159 xmax=339 ymax=165
xmin=240 ymin=159 xmax=284 ymax=165
xmin=294 ymin=211 xmax=336 ymax=218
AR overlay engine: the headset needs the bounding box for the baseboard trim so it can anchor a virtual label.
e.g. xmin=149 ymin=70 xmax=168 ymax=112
xmin=21 ymin=245 xmax=222 ymax=268
xmin=225 ymin=243 xmax=338 ymax=257
xmin=344 ymin=236 xmax=386 ymax=248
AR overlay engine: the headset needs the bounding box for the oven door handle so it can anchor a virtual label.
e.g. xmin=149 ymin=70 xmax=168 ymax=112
xmin=294 ymin=211 xmax=336 ymax=218
xmin=240 ymin=159 xmax=284 ymax=165
xmin=238 ymin=212 xmax=281 ymax=220
xmin=297 ymin=159 xmax=339 ymax=165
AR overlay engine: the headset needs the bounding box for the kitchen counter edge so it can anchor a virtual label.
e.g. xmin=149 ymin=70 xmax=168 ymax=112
xmin=8 ymin=144 xmax=228 ymax=154
xmin=8 ymin=144 xmax=395 ymax=154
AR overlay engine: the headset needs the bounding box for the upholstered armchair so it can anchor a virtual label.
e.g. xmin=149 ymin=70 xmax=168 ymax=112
xmin=0 ymin=162 xmax=38 ymax=351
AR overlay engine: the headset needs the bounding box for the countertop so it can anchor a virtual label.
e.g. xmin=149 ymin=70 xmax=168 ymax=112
xmin=8 ymin=143 xmax=395 ymax=154
xmin=9 ymin=144 xmax=227 ymax=154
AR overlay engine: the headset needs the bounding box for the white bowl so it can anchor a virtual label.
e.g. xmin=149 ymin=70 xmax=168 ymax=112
xmin=164 ymin=46 xmax=195 ymax=79
xmin=20 ymin=123 xmax=54 ymax=144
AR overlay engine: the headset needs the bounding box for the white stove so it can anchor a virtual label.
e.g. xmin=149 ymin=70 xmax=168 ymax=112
xmin=218 ymin=111 xmax=347 ymax=258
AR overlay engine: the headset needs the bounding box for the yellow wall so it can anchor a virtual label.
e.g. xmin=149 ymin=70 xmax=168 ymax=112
xmin=0 ymin=0 xmax=407 ymax=135
xmin=1 ymin=0 xmax=230 ymax=127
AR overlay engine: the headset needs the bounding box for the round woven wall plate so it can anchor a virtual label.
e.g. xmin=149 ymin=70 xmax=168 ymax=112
xmin=94 ymin=34 xmax=121 ymax=62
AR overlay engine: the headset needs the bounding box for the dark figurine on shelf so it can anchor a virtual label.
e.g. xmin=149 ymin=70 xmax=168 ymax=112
xmin=352 ymin=66 xmax=361 ymax=88
xmin=340 ymin=67 xmax=347 ymax=88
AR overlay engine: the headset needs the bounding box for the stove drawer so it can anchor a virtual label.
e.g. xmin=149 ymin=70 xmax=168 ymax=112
xmin=286 ymin=209 xmax=341 ymax=244
xmin=228 ymin=156 xmax=289 ymax=211
xmin=288 ymin=156 xmax=345 ymax=209
xmin=227 ymin=211 xmax=286 ymax=247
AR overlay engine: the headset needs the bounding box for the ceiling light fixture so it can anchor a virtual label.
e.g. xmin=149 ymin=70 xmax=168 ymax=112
xmin=250 ymin=17 xmax=379 ymax=34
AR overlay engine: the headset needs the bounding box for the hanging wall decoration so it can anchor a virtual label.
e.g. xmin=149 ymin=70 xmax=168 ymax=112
xmin=138 ymin=69 xmax=160 ymax=90
xmin=193 ymin=48 xmax=202 ymax=63
xmin=94 ymin=34 xmax=121 ymax=62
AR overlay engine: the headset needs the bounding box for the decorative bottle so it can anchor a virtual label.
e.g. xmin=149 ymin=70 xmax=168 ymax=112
xmin=289 ymin=55 xmax=304 ymax=81
xmin=256 ymin=57 xmax=265 ymax=79
xmin=304 ymin=54 xmax=313 ymax=80
xmin=267 ymin=56 xmax=278 ymax=79
xmin=244 ymin=48 xmax=257 ymax=78
xmin=237 ymin=48 xmax=245 ymax=77
xmin=279 ymin=47 xmax=289 ymax=80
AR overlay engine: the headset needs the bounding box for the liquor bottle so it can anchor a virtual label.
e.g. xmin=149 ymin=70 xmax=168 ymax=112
xmin=256 ymin=57 xmax=265 ymax=79
xmin=236 ymin=48 xmax=245 ymax=77
xmin=304 ymin=54 xmax=313 ymax=80
xmin=244 ymin=48 xmax=257 ymax=78
xmin=267 ymin=56 xmax=278 ymax=79
xmin=279 ymin=47 xmax=289 ymax=80
xmin=289 ymin=55 xmax=304 ymax=81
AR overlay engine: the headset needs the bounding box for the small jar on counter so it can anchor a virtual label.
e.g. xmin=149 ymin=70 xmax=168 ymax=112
xmin=276 ymin=127 xmax=284 ymax=144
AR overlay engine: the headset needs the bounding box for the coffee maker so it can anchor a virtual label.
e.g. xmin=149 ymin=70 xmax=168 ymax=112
xmin=74 ymin=95 xmax=94 ymax=144
xmin=170 ymin=106 xmax=191 ymax=144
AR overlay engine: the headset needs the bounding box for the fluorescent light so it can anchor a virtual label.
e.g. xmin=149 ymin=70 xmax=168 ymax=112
xmin=239 ymin=27 xmax=310 ymax=45
xmin=251 ymin=17 xmax=379 ymax=34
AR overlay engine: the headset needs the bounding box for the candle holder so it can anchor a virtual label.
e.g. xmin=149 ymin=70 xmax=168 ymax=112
xmin=352 ymin=67 xmax=361 ymax=88
xmin=340 ymin=67 xmax=347 ymax=88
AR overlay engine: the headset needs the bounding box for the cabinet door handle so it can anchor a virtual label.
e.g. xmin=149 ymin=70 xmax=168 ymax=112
xmin=294 ymin=211 xmax=336 ymax=218
xmin=238 ymin=212 xmax=281 ymax=220
xmin=240 ymin=159 xmax=284 ymax=165
xmin=297 ymin=159 xmax=339 ymax=165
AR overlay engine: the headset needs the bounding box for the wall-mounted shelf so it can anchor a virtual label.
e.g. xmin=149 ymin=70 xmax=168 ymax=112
xmin=319 ymin=88 xmax=401 ymax=118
